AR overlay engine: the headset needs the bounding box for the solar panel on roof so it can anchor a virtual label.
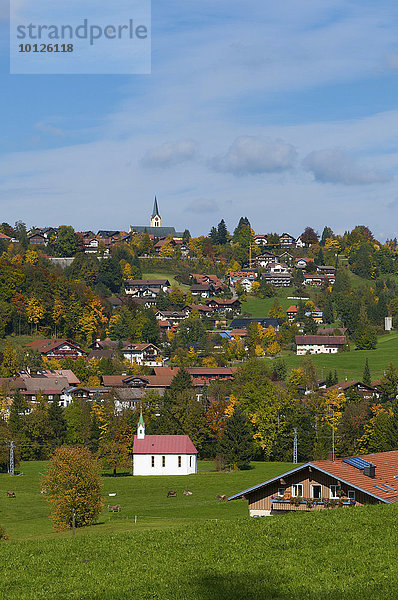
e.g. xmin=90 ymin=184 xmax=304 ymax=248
xmin=379 ymin=484 xmax=397 ymax=492
xmin=343 ymin=456 xmax=374 ymax=470
xmin=374 ymin=485 xmax=390 ymax=493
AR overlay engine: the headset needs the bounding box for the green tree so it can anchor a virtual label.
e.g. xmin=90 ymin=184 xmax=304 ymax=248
xmin=320 ymin=226 xmax=333 ymax=246
xmin=42 ymin=446 xmax=102 ymax=530
xmin=49 ymin=225 xmax=80 ymax=257
xmin=218 ymin=408 xmax=254 ymax=470
xmin=354 ymin=324 xmax=377 ymax=350
xmin=217 ymin=219 xmax=228 ymax=245
xmin=363 ymin=358 xmax=371 ymax=386
xmin=49 ymin=401 xmax=67 ymax=448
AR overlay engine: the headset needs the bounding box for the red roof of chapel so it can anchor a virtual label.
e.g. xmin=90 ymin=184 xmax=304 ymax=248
xmin=132 ymin=435 xmax=198 ymax=455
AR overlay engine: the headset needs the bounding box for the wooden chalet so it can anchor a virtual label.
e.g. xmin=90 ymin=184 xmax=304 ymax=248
xmin=229 ymin=451 xmax=398 ymax=516
xmin=24 ymin=339 xmax=87 ymax=360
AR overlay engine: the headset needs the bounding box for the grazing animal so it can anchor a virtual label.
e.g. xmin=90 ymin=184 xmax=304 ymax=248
xmin=107 ymin=504 xmax=121 ymax=513
xmin=216 ymin=494 xmax=226 ymax=501
xmin=183 ymin=491 xmax=193 ymax=496
xmin=167 ymin=490 xmax=177 ymax=497
xmin=6 ymin=491 xmax=16 ymax=498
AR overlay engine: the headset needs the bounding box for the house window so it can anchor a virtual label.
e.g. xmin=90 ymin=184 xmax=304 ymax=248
xmin=178 ymin=456 xmax=182 ymax=468
xmin=162 ymin=456 xmax=165 ymax=468
xmin=151 ymin=456 xmax=155 ymax=468
xmin=330 ymin=485 xmax=339 ymax=499
xmin=348 ymin=490 xmax=356 ymax=500
xmin=312 ymin=485 xmax=322 ymax=499
xmin=292 ymin=484 xmax=303 ymax=497
xmin=278 ymin=488 xmax=285 ymax=497
xmin=189 ymin=456 xmax=192 ymax=467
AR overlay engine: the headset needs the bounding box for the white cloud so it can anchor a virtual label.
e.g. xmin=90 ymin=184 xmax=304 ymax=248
xmin=302 ymin=148 xmax=393 ymax=185
xmin=210 ymin=136 xmax=297 ymax=176
xmin=141 ymin=140 xmax=197 ymax=168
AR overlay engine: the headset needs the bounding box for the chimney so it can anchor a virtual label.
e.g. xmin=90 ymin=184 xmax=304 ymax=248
xmin=364 ymin=464 xmax=376 ymax=478
xmin=328 ymin=451 xmax=334 ymax=461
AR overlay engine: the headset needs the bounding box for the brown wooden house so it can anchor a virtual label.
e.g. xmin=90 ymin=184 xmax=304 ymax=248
xmin=229 ymin=451 xmax=398 ymax=516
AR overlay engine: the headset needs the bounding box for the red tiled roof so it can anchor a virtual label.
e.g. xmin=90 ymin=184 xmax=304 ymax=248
xmin=286 ymin=305 xmax=298 ymax=313
xmin=133 ymin=434 xmax=197 ymax=455
xmin=326 ymin=380 xmax=375 ymax=392
xmin=295 ymin=335 xmax=347 ymax=345
xmin=24 ymin=339 xmax=85 ymax=353
xmin=312 ymin=451 xmax=398 ymax=503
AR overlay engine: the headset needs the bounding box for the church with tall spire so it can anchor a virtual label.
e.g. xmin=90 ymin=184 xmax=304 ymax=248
xmin=150 ymin=196 xmax=161 ymax=228
xmin=129 ymin=196 xmax=184 ymax=239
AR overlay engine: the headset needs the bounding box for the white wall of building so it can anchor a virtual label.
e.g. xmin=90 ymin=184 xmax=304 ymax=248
xmin=296 ymin=344 xmax=339 ymax=356
xmin=133 ymin=453 xmax=197 ymax=476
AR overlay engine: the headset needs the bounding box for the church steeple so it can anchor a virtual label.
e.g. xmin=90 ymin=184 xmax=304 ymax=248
xmin=137 ymin=408 xmax=145 ymax=439
xmin=150 ymin=196 xmax=161 ymax=227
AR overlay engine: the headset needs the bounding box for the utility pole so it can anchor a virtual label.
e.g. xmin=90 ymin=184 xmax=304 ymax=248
xmin=72 ymin=507 xmax=76 ymax=536
xmin=9 ymin=441 xmax=14 ymax=476
xmin=293 ymin=428 xmax=298 ymax=464
xmin=332 ymin=411 xmax=335 ymax=462
xmin=249 ymin=243 xmax=252 ymax=269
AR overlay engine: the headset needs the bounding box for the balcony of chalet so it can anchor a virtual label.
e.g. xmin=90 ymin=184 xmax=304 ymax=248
xmin=270 ymin=494 xmax=356 ymax=512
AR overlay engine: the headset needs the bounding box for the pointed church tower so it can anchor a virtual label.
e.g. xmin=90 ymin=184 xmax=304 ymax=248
xmin=150 ymin=196 xmax=161 ymax=227
xmin=137 ymin=408 xmax=145 ymax=439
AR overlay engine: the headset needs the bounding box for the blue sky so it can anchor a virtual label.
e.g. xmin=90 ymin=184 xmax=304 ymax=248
xmin=2 ymin=0 xmax=398 ymax=238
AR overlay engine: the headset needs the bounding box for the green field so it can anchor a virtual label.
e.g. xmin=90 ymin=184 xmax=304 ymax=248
xmin=0 ymin=460 xmax=293 ymax=542
xmin=0 ymin=482 xmax=397 ymax=598
xmin=142 ymin=272 xmax=189 ymax=290
xmin=278 ymin=330 xmax=398 ymax=381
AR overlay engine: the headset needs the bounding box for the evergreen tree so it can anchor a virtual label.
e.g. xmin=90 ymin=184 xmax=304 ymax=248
xmin=217 ymin=219 xmax=228 ymax=245
xmin=303 ymin=316 xmax=318 ymax=335
xmin=315 ymin=246 xmax=324 ymax=266
xmin=49 ymin=401 xmax=67 ymax=448
xmin=333 ymin=370 xmax=338 ymax=385
xmin=320 ymin=226 xmax=333 ymax=246
xmin=323 ymin=298 xmax=334 ymax=324
xmin=218 ymin=408 xmax=253 ymax=470
xmin=326 ymin=371 xmax=334 ymax=388
xmin=182 ymin=229 xmax=191 ymax=245
xmin=209 ymin=227 xmax=218 ymax=244
xmin=363 ymin=358 xmax=371 ymax=386
xmin=170 ymin=367 xmax=193 ymax=394
xmin=333 ymin=268 xmax=351 ymax=293
xmin=354 ymin=324 xmax=377 ymax=350
xmin=8 ymin=391 xmax=28 ymax=437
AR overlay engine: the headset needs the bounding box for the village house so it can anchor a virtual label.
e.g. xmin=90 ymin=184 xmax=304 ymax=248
xmin=229 ymin=271 xmax=257 ymax=292
xmin=132 ymin=411 xmax=198 ymax=476
xmin=317 ymin=265 xmax=336 ymax=276
xmin=190 ymin=283 xmax=216 ymax=298
xmin=324 ymin=380 xmax=375 ymax=400
xmin=264 ymin=262 xmax=290 ymax=274
xmin=253 ymin=234 xmax=268 ymax=246
xmin=261 ymin=272 xmax=292 ymax=287
xmin=279 ymin=233 xmax=296 ymax=247
xmin=206 ymin=298 xmax=241 ymax=313
xmin=28 ymin=232 xmax=46 ymax=246
xmin=124 ymin=279 xmax=170 ymax=297
xmin=252 ymin=252 xmax=280 ymax=269
xmin=228 ymin=451 xmax=398 ymax=516
xmin=303 ymin=273 xmax=336 ymax=286
xmin=24 ymin=339 xmax=87 ymax=360
xmin=295 ymin=335 xmax=347 ymax=355
xmin=183 ymin=304 xmax=214 ymax=317
xmin=295 ymin=257 xmax=314 ymax=269
xmin=286 ymin=305 xmax=323 ymax=323
xmin=121 ymin=342 xmax=164 ymax=366
xmin=155 ymin=310 xmax=187 ymax=325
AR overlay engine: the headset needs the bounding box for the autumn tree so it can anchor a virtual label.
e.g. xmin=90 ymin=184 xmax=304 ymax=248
xmin=97 ymin=440 xmax=131 ymax=476
xmin=42 ymin=446 xmax=103 ymax=530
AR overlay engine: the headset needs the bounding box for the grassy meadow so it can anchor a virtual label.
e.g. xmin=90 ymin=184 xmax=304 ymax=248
xmin=0 ymin=460 xmax=294 ymax=542
xmin=0 ymin=494 xmax=397 ymax=599
xmin=278 ymin=330 xmax=398 ymax=381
